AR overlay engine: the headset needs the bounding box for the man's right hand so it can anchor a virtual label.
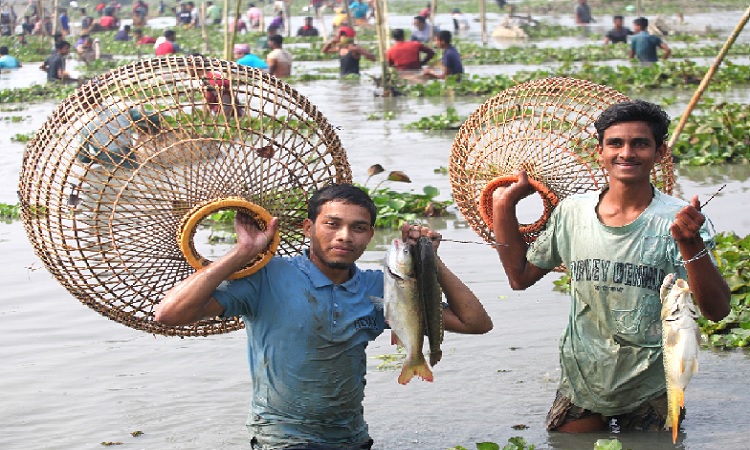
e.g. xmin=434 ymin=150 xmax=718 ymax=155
xmin=235 ymin=212 xmax=279 ymax=259
xmin=492 ymin=170 xmax=535 ymax=207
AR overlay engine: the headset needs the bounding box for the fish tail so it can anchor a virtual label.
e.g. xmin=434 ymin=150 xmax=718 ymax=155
xmin=429 ymin=350 xmax=443 ymax=367
xmin=398 ymin=359 xmax=434 ymax=385
xmin=666 ymin=387 xmax=684 ymax=444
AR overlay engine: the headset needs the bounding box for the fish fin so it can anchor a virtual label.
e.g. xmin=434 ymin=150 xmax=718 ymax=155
xmin=368 ymin=296 xmax=384 ymax=311
xmin=398 ymin=359 xmax=434 ymax=385
xmin=390 ymin=330 xmax=403 ymax=347
xmin=429 ymin=350 xmax=443 ymax=367
xmin=672 ymin=419 xmax=679 ymax=444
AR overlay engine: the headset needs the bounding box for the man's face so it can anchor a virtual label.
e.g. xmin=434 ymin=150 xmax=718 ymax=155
xmin=303 ymin=200 xmax=374 ymax=272
xmin=60 ymin=44 xmax=70 ymax=55
xmin=414 ymin=19 xmax=424 ymax=30
xmin=614 ymin=18 xmax=623 ymax=28
xmin=597 ymin=121 xmax=665 ymax=185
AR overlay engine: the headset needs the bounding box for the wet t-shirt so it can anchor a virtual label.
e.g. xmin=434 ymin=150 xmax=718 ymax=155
xmin=527 ymin=188 xmax=715 ymax=416
xmin=214 ymin=251 xmax=386 ymax=449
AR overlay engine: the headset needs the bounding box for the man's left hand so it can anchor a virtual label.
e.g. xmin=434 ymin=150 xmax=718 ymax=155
xmin=670 ymin=195 xmax=704 ymax=242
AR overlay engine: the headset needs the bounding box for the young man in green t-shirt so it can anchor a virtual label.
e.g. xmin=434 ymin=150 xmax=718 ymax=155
xmin=490 ymin=100 xmax=730 ymax=434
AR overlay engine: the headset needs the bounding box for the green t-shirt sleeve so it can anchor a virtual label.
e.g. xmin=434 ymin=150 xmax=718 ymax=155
xmin=527 ymin=206 xmax=563 ymax=270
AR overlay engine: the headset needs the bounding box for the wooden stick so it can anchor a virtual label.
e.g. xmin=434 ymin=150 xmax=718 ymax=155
xmin=429 ymin=0 xmax=437 ymax=41
xmin=228 ymin=0 xmax=243 ymax=60
xmin=480 ymin=0 xmax=487 ymax=46
xmin=668 ymin=4 xmax=750 ymax=149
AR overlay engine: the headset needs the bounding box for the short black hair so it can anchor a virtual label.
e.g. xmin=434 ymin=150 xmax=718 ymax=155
xmin=268 ymin=24 xmax=279 ymax=32
xmin=613 ymin=15 xmax=623 ymax=21
xmin=391 ymin=28 xmax=405 ymax=40
xmin=269 ymin=34 xmax=283 ymax=46
xmin=0 ymin=46 xmax=7 ymax=55
xmin=414 ymin=15 xmax=426 ymax=23
xmin=634 ymin=17 xmax=648 ymax=28
xmin=594 ymin=100 xmax=671 ymax=147
xmin=164 ymin=29 xmax=176 ymax=39
xmin=308 ymin=184 xmax=377 ymax=226
xmin=55 ymin=40 xmax=70 ymax=50
xmin=437 ymin=30 xmax=452 ymax=44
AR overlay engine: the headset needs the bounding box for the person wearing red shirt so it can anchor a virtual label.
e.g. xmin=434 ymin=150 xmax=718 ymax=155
xmin=385 ymin=28 xmax=434 ymax=72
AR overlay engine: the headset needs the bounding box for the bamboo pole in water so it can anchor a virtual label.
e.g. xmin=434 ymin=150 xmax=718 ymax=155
xmin=223 ymin=0 xmax=230 ymax=58
xmin=52 ymin=0 xmax=58 ymax=36
xmin=373 ymin=0 xmax=389 ymax=93
xmin=429 ymin=0 xmax=437 ymax=41
xmin=228 ymin=0 xmax=243 ymax=60
xmin=667 ymin=5 xmax=750 ymax=149
xmin=201 ymin=2 xmax=208 ymax=54
xmin=480 ymin=0 xmax=487 ymax=46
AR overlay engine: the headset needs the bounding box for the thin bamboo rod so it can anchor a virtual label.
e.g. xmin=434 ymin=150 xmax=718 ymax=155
xmin=668 ymin=4 xmax=750 ymax=149
xmin=480 ymin=0 xmax=487 ymax=46
xmin=374 ymin=0 xmax=389 ymax=92
xmin=429 ymin=0 xmax=436 ymax=41
xmin=228 ymin=0 xmax=243 ymax=60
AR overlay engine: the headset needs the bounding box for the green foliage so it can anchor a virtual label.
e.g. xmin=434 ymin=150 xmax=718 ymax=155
xmin=11 ymin=132 xmax=34 ymax=143
xmin=593 ymin=439 xmax=623 ymax=450
xmin=401 ymin=61 xmax=750 ymax=98
xmin=404 ymin=107 xmax=465 ymax=131
xmin=0 ymin=83 xmax=76 ymax=104
xmin=448 ymin=437 xmax=534 ymax=450
xmin=455 ymin=42 xmax=750 ymax=66
xmin=671 ymin=100 xmax=750 ymax=165
xmin=358 ymin=184 xmax=452 ymax=230
xmin=0 ymin=202 xmax=20 ymax=222
xmin=699 ymin=232 xmax=750 ymax=348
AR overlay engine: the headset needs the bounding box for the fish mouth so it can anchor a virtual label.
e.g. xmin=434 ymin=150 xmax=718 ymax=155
xmin=386 ymin=264 xmax=404 ymax=281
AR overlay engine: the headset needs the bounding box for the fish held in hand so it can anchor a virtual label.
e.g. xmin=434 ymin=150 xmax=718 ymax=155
xmin=384 ymin=238 xmax=433 ymax=385
xmin=414 ymin=236 xmax=444 ymax=367
xmin=660 ymin=273 xmax=700 ymax=444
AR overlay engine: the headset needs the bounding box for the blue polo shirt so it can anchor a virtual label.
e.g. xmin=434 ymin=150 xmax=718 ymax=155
xmin=214 ymin=252 xmax=386 ymax=449
xmin=631 ymin=31 xmax=663 ymax=62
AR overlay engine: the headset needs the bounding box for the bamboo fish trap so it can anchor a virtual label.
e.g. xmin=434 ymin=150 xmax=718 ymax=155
xmin=450 ymin=77 xmax=675 ymax=244
xmin=18 ymin=55 xmax=351 ymax=337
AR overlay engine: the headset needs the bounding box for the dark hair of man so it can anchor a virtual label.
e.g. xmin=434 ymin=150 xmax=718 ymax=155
xmin=437 ymin=30 xmax=452 ymax=45
xmin=164 ymin=29 xmax=176 ymax=39
xmin=594 ymin=100 xmax=671 ymax=147
xmin=391 ymin=28 xmax=404 ymax=41
xmin=634 ymin=17 xmax=648 ymax=28
xmin=613 ymin=15 xmax=623 ymax=21
xmin=268 ymin=24 xmax=279 ymax=32
xmin=414 ymin=15 xmax=425 ymax=23
xmin=308 ymin=184 xmax=377 ymax=226
xmin=269 ymin=34 xmax=283 ymax=46
xmin=124 ymin=24 xmax=131 ymax=31
xmin=55 ymin=40 xmax=70 ymax=50
xmin=0 ymin=46 xmax=8 ymax=55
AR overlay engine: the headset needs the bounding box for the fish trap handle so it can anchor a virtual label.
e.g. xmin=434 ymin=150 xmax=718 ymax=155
xmin=479 ymin=175 xmax=560 ymax=237
xmin=178 ymin=198 xmax=279 ymax=280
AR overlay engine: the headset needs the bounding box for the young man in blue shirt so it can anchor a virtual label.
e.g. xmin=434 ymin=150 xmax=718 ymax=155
xmin=156 ymin=184 xmax=492 ymax=450
xmin=630 ymin=17 xmax=671 ymax=63
xmin=423 ymin=30 xmax=464 ymax=81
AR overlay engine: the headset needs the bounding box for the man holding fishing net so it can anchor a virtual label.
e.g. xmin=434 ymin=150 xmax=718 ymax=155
xmin=156 ymin=184 xmax=492 ymax=450
xmin=490 ymin=100 xmax=729 ymax=435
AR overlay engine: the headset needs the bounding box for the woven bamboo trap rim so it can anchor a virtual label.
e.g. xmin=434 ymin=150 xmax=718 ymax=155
xmin=18 ymin=55 xmax=351 ymax=337
xmin=178 ymin=197 xmax=280 ymax=280
xmin=450 ymin=77 xmax=674 ymax=244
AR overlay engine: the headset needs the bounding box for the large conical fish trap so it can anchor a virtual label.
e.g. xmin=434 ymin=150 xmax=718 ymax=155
xmin=450 ymin=77 xmax=674 ymax=244
xmin=18 ymin=56 xmax=351 ymax=336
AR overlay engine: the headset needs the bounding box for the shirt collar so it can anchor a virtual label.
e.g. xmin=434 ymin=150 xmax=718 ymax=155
xmin=298 ymin=249 xmax=362 ymax=293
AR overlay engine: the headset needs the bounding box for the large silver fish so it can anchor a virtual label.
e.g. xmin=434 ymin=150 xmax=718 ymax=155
xmin=414 ymin=236 xmax=444 ymax=367
xmin=384 ymin=238 xmax=433 ymax=384
xmin=660 ymin=273 xmax=700 ymax=444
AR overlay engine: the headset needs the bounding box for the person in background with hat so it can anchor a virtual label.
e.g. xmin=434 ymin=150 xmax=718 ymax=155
xmin=322 ymin=28 xmax=375 ymax=76
xmin=267 ymin=34 xmax=292 ymax=78
xmin=234 ymin=43 xmax=268 ymax=70
xmin=296 ymin=16 xmax=319 ymax=37
xmin=490 ymin=99 xmax=729 ymax=434
xmin=155 ymin=183 xmax=492 ymax=450
xmin=246 ymin=3 xmax=263 ymax=31
xmin=187 ymin=54 xmax=244 ymax=117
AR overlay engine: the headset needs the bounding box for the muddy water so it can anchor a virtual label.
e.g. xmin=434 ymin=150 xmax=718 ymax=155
xmin=3 ymin=13 xmax=750 ymax=450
